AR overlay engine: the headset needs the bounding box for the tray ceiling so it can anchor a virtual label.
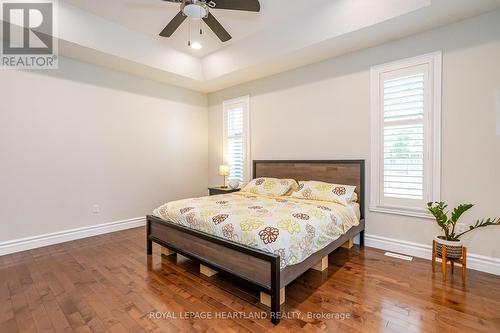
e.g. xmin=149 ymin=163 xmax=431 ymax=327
xmin=4 ymin=0 xmax=500 ymax=92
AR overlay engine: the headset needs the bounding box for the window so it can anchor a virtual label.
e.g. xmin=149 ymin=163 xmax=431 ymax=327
xmin=370 ymin=52 xmax=441 ymax=218
xmin=223 ymin=96 xmax=250 ymax=183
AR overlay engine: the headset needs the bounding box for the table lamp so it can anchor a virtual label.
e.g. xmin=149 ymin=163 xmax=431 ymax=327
xmin=219 ymin=165 xmax=229 ymax=188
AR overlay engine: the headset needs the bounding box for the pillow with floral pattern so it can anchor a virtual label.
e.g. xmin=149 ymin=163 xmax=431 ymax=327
xmin=241 ymin=178 xmax=298 ymax=197
xmin=290 ymin=180 xmax=356 ymax=206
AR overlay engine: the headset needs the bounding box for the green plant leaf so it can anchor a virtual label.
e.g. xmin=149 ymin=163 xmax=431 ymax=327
xmin=454 ymin=217 xmax=500 ymax=239
xmin=428 ymin=202 xmax=448 ymax=223
xmin=429 ymin=201 xmax=500 ymax=241
xmin=451 ymin=203 xmax=473 ymax=222
xmin=427 ymin=202 xmax=450 ymax=238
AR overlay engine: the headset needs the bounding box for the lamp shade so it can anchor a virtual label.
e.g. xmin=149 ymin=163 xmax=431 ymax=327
xmin=219 ymin=165 xmax=229 ymax=176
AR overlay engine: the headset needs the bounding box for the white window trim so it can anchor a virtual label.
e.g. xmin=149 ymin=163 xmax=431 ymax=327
xmin=222 ymin=95 xmax=251 ymax=183
xmin=370 ymin=52 xmax=442 ymax=219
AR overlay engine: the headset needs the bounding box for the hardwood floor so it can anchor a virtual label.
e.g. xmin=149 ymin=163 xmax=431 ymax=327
xmin=1 ymin=227 xmax=499 ymax=333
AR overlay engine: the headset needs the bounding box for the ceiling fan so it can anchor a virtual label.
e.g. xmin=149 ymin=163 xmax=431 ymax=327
xmin=159 ymin=0 xmax=260 ymax=42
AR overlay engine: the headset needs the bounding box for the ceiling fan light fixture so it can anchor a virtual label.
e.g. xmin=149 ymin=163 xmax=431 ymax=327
xmin=190 ymin=41 xmax=202 ymax=50
xmin=160 ymin=0 xmax=261 ymax=41
xmin=182 ymin=1 xmax=208 ymax=19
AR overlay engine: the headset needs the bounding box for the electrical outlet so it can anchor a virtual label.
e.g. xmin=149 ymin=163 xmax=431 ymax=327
xmin=92 ymin=204 xmax=100 ymax=214
xmin=456 ymin=223 xmax=467 ymax=233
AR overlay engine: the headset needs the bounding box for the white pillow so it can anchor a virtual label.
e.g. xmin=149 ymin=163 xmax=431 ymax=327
xmin=291 ymin=180 xmax=357 ymax=206
xmin=241 ymin=177 xmax=298 ymax=196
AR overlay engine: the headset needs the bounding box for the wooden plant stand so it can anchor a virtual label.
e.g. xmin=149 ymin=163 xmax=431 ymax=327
xmin=432 ymin=240 xmax=467 ymax=282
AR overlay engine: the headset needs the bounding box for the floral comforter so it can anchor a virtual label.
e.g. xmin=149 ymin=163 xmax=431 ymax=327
xmin=153 ymin=192 xmax=359 ymax=269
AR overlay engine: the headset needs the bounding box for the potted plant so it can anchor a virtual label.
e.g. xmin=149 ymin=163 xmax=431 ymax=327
xmin=427 ymin=202 xmax=500 ymax=259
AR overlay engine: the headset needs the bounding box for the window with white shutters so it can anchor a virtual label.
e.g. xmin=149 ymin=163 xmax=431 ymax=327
xmin=370 ymin=53 xmax=441 ymax=218
xmin=223 ymin=96 xmax=250 ymax=183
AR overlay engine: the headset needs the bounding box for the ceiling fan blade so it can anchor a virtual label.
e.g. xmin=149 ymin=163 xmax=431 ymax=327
xmin=160 ymin=0 xmax=183 ymax=3
xmin=209 ymin=0 xmax=260 ymax=12
xmin=203 ymin=12 xmax=231 ymax=42
xmin=159 ymin=11 xmax=186 ymax=37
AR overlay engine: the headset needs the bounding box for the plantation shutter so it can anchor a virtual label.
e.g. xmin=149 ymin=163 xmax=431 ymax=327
xmin=383 ymin=73 xmax=425 ymax=200
xmin=223 ymin=96 xmax=250 ymax=184
xmin=370 ymin=53 xmax=441 ymax=217
xmin=226 ymin=106 xmax=244 ymax=182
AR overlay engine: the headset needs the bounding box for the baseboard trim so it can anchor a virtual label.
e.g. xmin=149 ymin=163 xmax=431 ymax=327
xmin=0 ymin=217 xmax=146 ymax=256
xmin=3 ymin=223 xmax=498 ymax=275
xmin=365 ymin=234 xmax=500 ymax=276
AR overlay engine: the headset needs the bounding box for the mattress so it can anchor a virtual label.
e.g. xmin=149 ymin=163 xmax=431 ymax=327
xmin=153 ymin=191 xmax=360 ymax=269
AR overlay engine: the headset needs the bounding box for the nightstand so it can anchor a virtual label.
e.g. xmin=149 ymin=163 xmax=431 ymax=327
xmin=208 ymin=187 xmax=240 ymax=196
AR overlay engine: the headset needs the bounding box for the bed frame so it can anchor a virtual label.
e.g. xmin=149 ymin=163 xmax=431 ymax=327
xmin=146 ymin=160 xmax=365 ymax=324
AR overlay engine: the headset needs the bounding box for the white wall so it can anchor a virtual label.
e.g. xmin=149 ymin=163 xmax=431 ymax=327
xmin=0 ymin=57 xmax=208 ymax=242
xmin=208 ymin=10 xmax=500 ymax=260
xmin=1 ymin=9 xmax=499 ymax=273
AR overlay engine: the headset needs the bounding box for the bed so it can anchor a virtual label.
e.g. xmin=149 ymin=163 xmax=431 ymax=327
xmin=146 ymin=160 xmax=365 ymax=324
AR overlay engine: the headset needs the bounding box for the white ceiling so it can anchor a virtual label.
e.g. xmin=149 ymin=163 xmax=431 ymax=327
xmin=7 ymin=0 xmax=500 ymax=92
xmin=61 ymin=0 xmax=322 ymax=57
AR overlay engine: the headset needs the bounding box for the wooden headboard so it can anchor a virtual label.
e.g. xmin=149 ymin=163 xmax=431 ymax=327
xmin=253 ymin=160 xmax=365 ymax=218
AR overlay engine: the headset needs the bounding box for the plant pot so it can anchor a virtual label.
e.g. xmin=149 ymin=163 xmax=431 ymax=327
xmin=434 ymin=236 xmax=463 ymax=259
